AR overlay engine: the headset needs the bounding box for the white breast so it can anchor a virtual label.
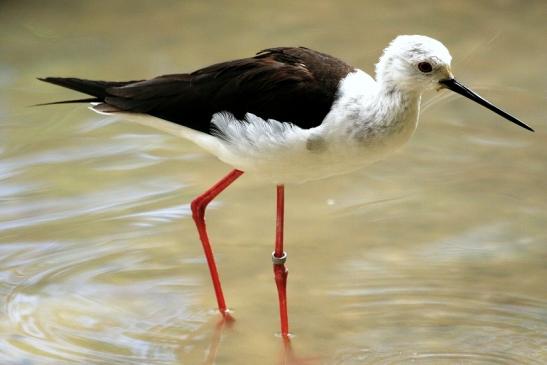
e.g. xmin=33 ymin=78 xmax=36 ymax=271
xmin=198 ymin=70 xmax=420 ymax=183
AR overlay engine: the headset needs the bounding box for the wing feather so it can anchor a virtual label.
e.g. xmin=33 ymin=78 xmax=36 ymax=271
xmin=41 ymin=47 xmax=354 ymax=134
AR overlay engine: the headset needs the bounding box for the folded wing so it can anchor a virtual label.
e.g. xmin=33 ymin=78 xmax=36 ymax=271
xmin=39 ymin=47 xmax=354 ymax=134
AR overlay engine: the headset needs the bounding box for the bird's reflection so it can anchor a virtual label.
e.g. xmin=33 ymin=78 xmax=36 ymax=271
xmin=201 ymin=316 xmax=319 ymax=365
xmin=278 ymin=336 xmax=320 ymax=365
xmin=202 ymin=314 xmax=234 ymax=365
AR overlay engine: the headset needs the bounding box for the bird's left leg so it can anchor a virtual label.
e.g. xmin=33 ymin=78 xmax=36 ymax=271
xmin=273 ymin=184 xmax=289 ymax=337
xmin=191 ymin=169 xmax=244 ymax=317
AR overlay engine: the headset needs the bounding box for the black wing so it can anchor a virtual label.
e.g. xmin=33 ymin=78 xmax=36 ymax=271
xmin=39 ymin=47 xmax=354 ymax=134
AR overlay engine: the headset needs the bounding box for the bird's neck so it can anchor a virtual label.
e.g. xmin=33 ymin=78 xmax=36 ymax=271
xmin=373 ymin=80 xmax=422 ymax=131
xmin=322 ymin=69 xmax=422 ymax=148
xmin=337 ymin=82 xmax=422 ymax=159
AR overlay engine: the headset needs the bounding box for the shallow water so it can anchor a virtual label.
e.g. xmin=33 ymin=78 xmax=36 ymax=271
xmin=1 ymin=1 xmax=546 ymax=364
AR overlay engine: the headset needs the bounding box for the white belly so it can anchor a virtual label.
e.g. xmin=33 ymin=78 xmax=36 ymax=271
xmin=105 ymin=108 xmax=417 ymax=184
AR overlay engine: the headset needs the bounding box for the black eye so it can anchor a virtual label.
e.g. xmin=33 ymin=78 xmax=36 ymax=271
xmin=418 ymin=62 xmax=433 ymax=73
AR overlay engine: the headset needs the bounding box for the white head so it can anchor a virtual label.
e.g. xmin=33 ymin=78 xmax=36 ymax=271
xmin=375 ymin=35 xmax=453 ymax=91
xmin=374 ymin=35 xmax=533 ymax=132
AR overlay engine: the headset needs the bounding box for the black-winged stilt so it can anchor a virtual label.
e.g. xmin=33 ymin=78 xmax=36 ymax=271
xmin=38 ymin=35 xmax=533 ymax=337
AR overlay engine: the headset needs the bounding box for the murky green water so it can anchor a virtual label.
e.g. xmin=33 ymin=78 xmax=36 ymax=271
xmin=1 ymin=1 xmax=546 ymax=364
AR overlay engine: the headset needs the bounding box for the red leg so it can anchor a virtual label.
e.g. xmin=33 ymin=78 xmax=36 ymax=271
xmin=191 ymin=169 xmax=243 ymax=316
xmin=273 ymin=184 xmax=289 ymax=336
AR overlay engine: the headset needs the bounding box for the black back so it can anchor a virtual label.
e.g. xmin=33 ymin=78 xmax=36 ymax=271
xmin=40 ymin=47 xmax=354 ymax=134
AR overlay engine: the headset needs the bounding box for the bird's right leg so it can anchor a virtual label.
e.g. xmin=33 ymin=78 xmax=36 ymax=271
xmin=191 ymin=169 xmax=244 ymax=317
xmin=273 ymin=184 xmax=289 ymax=336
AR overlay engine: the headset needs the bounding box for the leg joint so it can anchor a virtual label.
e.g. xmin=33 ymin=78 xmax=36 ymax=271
xmin=190 ymin=197 xmax=207 ymax=220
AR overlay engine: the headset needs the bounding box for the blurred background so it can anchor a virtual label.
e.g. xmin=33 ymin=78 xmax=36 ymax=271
xmin=0 ymin=1 xmax=546 ymax=364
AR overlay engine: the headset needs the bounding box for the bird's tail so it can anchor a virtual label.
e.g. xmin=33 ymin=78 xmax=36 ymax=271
xmin=36 ymin=77 xmax=137 ymax=105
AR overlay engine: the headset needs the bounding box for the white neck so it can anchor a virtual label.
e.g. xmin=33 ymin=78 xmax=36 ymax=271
xmin=270 ymin=69 xmax=422 ymax=182
xmin=378 ymin=79 xmax=421 ymax=117
xmin=322 ymin=70 xmax=422 ymax=142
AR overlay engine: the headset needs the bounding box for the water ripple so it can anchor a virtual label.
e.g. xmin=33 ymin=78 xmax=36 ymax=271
xmin=328 ymin=269 xmax=547 ymax=364
xmin=3 ymin=240 xmax=210 ymax=364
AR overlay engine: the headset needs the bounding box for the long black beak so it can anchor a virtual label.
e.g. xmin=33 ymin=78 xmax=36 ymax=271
xmin=439 ymin=78 xmax=534 ymax=132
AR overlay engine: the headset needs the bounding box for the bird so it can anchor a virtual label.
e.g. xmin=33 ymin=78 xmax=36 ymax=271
xmin=38 ymin=35 xmax=533 ymax=337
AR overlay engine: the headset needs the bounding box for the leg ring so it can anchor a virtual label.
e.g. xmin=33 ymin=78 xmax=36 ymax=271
xmin=272 ymin=251 xmax=287 ymax=265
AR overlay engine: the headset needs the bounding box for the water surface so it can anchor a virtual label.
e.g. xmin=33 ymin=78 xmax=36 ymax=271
xmin=1 ymin=1 xmax=546 ymax=364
